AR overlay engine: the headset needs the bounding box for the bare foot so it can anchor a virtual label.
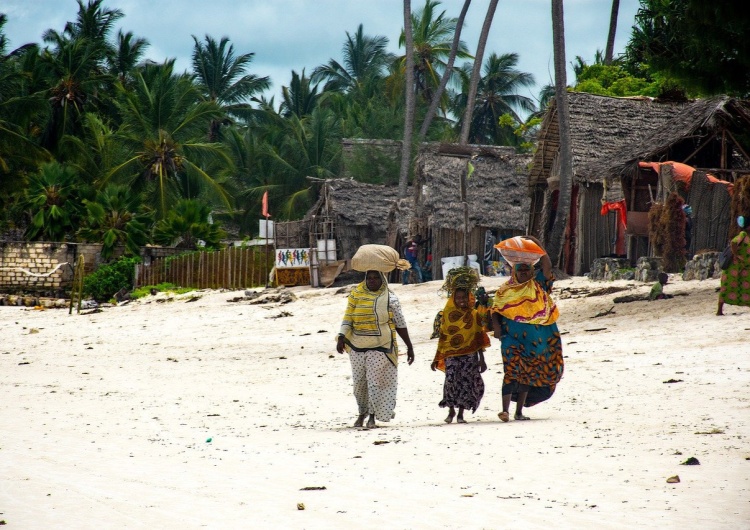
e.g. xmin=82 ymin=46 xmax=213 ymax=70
xmin=366 ymin=415 xmax=376 ymax=428
xmin=514 ymin=413 xmax=530 ymax=421
xmin=498 ymin=411 xmax=510 ymax=422
xmin=353 ymin=414 xmax=366 ymax=428
xmin=457 ymin=417 xmax=467 ymax=423
xmin=716 ymin=311 xmax=724 ymax=316
xmin=444 ymin=413 xmax=455 ymax=424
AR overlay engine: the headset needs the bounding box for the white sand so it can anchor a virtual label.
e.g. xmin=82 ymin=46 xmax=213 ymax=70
xmin=1 ymin=274 xmax=749 ymax=529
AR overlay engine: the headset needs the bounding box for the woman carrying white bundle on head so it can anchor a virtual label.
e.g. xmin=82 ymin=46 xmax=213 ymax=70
xmin=336 ymin=245 xmax=415 ymax=428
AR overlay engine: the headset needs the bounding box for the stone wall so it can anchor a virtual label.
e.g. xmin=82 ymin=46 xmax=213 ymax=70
xmin=0 ymin=242 xmax=184 ymax=294
xmin=682 ymin=251 xmax=721 ymax=280
xmin=588 ymin=258 xmax=635 ymax=281
xmin=588 ymin=256 xmax=663 ymax=282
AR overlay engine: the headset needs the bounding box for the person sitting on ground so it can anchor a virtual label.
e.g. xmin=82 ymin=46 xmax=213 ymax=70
xmin=649 ymin=272 xmax=672 ymax=301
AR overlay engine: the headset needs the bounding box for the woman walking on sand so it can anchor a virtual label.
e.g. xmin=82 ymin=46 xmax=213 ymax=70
xmin=717 ymin=215 xmax=750 ymax=316
xmin=489 ymin=236 xmax=564 ymax=422
xmin=336 ymin=245 xmax=415 ymax=428
xmin=431 ymin=267 xmax=490 ymax=424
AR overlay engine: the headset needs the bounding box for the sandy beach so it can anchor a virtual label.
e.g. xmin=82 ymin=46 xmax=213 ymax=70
xmin=1 ymin=274 xmax=749 ymax=529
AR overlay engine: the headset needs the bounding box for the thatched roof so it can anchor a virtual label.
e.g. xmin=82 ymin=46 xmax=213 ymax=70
xmin=577 ymin=96 xmax=750 ymax=182
xmin=418 ymin=145 xmax=531 ymax=231
xmin=307 ymin=178 xmax=413 ymax=227
xmin=529 ymin=92 xmax=687 ymax=186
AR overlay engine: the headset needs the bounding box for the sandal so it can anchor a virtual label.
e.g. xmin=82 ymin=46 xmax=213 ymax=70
xmin=514 ymin=413 xmax=530 ymax=421
xmin=498 ymin=411 xmax=510 ymax=422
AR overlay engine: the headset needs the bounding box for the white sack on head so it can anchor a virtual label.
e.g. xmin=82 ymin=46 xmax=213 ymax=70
xmin=351 ymin=244 xmax=411 ymax=272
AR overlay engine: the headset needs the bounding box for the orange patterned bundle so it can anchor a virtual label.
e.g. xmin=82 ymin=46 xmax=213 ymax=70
xmin=494 ymin=236 xmax=545 ymax=265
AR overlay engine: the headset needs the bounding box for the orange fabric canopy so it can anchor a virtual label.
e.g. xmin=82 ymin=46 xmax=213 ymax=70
xmin=638 ymin=161 xmax=734 ymax=194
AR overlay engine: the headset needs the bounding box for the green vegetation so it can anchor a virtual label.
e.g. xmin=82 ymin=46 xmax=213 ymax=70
xmin=130 ymin=283 xmax=196 ymax=299
xmin=0 ymin=0 xmax=745 ymax=253
xmin=82 ymin=255 xmax=141 ymax=301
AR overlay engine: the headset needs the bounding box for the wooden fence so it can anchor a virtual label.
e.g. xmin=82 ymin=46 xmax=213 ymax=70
xmin=135 ymin=247 xmax=274 ymax=290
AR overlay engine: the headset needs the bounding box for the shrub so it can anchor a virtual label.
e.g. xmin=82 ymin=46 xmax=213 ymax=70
xmin=83 ymin=256 xmax=141 ymax=301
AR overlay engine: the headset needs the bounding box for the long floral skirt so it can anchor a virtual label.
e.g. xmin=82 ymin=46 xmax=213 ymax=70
xmin=349 ymin=350 xmax=398 ymax=422
xmin=439 ymin=352 xmax=485 ymax=413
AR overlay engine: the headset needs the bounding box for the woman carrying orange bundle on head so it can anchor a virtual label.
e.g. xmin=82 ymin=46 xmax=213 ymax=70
xmin=431 ymin=267 xmax=490 ymax=424
xmin=489 ymin=236 xmax=564 ymax=422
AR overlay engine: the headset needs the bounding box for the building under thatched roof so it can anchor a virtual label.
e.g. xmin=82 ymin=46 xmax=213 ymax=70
xmin=531 ymin=93 xmax=750 ymax=274
xmin=529 ymin=93 xmax=688 ymax=274
xmin=304 ymin=178 xmax=414 ymax=263
xmin=577 ymin=96 xmax=750 ymax=261
xmin=411 ymin=144 xmax=531 ymax=280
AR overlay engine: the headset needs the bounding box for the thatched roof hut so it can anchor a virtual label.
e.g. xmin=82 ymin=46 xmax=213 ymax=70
xmin=413 ymin=144 xmax=531 ymax=280
xmin=529 ymin=93 xmax=687 ymax=274
xmin=577 ymin=96 xmax=750 ymax=258
xmin=304 ymin=178 xmax=414 ymax=262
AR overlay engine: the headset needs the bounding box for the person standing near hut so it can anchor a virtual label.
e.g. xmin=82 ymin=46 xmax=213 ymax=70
xmin=402 ymin=237 xmax=423 ymax=285
xmin=431 ymin=267 xmax=490 ymax=423
xmin=336 ymin=246 xmax=415 ymax=428
xmin=717 ymin=215 xmax=750 ymax=316
xmin=489 ymin=236 xmax=564 ymax=421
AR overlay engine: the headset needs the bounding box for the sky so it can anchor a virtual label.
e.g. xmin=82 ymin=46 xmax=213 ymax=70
xmin=2 ymin=0 xmax=641 ymax=108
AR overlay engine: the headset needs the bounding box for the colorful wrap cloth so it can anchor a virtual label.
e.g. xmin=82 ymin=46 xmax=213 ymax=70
xmin=490 ymin=272 xmax=559 ymax=325
xmin=339 ymin=271 xmax=399 ymax=365
xmin=433 ymin=292 xmax=490 ymax=372
xmin=491 ymin=269 xmax=564 ymax=406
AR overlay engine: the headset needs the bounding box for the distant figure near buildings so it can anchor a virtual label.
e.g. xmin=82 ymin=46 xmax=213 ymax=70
xmin=717 ymin=215 xmax=750 ymax=316
xmin=402 ymin=237 xmax=423 ymax=285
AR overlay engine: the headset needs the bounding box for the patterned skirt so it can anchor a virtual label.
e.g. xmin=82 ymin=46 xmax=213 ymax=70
xmin=439 ymin=352 xmax=485 ymax=413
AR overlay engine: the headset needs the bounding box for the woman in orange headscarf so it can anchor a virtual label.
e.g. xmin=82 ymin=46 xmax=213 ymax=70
xmin=489 ymin=236 xmax=564 ymax=422
xmin=431 ymin=267 xmax=490 ymax=423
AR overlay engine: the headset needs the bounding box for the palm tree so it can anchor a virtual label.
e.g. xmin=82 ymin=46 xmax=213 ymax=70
xmin=459 ymin=0 xmax=498 ymax=144
xmin=108 ymin=60 xmax=232 ymax=217
xmin=399 ymin=0 xmax=416 ymax=199
xmin=418 ymin=0 xmax=472 ymax=140
xmin=152 ymin=198 xmax=225 ymax=249
xmin=20 ymin=161 xmax=83 ymax=241
xmin=454 ymin=52 xmax=536 ymax=145
xmin=312 ymin=24 xmax=393 ymax=95
xmin=399 ymin=0 xmax=471 ymax=104
xmin=280 ymin=69 xmax=320 ymax=119
xmin=191 ymin=35 xmax=270 ymax=139
xmin=546 ymin=0 xmax=574 ymax=269
xmin=605 ymin=0 xmax=621 ymax=64
xmin=107 ymin=30 xmax=149 ymax=86
xmin=78 ymin=184 xmax=153 ymax=259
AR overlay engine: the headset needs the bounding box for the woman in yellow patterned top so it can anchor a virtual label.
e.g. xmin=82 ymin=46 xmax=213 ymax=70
xmin=431 ymin=267 xmax=490 ymax=424
xmin=337 ymin=270 xmax=415 ymax=428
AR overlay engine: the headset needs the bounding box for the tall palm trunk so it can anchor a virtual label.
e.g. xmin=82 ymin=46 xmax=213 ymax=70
xmin=456 ymin=0 xmax=498 ymax=264
xmin=459 ymin=0 xmax=498 ymax=145
xmin=398 ymin=0 xmax=416 ymax=199
xmin=604 ymin=0 xmax=620 ymax=64
xmin=418 ymin=0 xmax=472 ymax=141
xmin=546 ymin=0 xmax=574 ymax=269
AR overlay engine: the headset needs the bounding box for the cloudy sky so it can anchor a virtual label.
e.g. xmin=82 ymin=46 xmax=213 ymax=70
xmin=2 ymin=0 xmax=640 ymax=106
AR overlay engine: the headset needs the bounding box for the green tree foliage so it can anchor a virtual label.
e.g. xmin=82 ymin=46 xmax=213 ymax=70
xmin=78 ymin=184 xmax=153 ymax=259
xmin=626 ymin=0 xmax=750 ymax=97
xmin=83 ymin=255 xmax=140 ymax=301
xmin=452 ymin=52 xmax=537 ymax=145
xmin=19 ymin=161 xmax=83 ymax=241
xmin=152 ymin=198 xmax=225 ymax=249
xmin=109 ymin=60 xmax=232 ymax=217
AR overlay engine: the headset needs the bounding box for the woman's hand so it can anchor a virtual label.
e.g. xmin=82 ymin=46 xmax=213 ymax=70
xmin=336 ymin=335 xmax=345 ymax=354
xmin=430 ymin=360 xmax=438 ymax=371
xmin=407 ymin=347 xmax=415 ymax=365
